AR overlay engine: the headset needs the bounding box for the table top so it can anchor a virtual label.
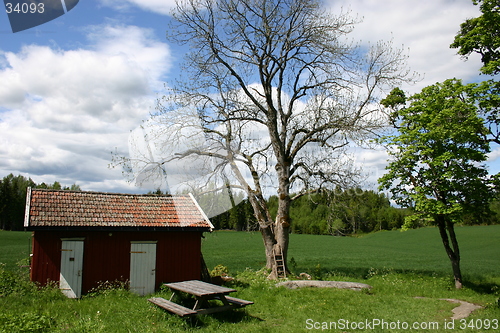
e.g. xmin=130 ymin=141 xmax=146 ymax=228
xmin=164 ymin=280 xmax=236 ymax=297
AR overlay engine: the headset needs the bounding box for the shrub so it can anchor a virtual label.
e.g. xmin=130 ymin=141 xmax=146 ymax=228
xmin=85 ymin=280 xmax=129 ymax=297
xmin=0 ymin=312 xmax=53 ymax=333
xmin=210 ymin=264 xmax=229 ymax=277
xmin=234 ymin=268 xmax=273 ymax=288
xmin=0 ymin=262 xmax=39 ymax=297
xmin=0 ymin=263 xmax=17 ymax=297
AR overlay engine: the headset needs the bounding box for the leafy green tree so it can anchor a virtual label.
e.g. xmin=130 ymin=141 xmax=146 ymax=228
xmin=450 ymin=0 xmax=500 ymax=75
xmin=0 ymin=174 xmax=36 ymax=230
xmin=450 ymin=1 xmax=500 ymax=145
xmin=379 ymin=79 xmax=493 ymax=289
xmin=283 ymin=188 xmax=406 ymax=235
xmin=147 ymin=189 xmax=169 ymax=195
xmin=210 ymin=198 xmax=256 ymax=230
xmin=465 ymin=79 xmax=500 ymax=145
xmin=65 ymin=184 xmax=82 ymax=191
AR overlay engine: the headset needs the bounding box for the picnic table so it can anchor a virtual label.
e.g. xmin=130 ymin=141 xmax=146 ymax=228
xmin=149 ymin=280 xmax=253 ymax=317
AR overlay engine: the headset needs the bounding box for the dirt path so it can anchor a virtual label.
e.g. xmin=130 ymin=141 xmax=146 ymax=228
xmin=439 ymin=298 xmax=483 ymax=320
xmin=415 ymin=297 xmax=483 ymax=319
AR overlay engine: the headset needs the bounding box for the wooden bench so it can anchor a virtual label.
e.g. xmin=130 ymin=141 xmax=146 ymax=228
xmin=218 ymin=295 xmax=254 ymax=307
xmin=156 ymin=280 xmax=254 ymax=316
xmin=148 ymin=297 xmax=197 ymax=317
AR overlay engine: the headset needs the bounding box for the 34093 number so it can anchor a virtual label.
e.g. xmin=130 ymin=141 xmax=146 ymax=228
xmin=459 ymin=319 xmax=499 ymax=330
xmin=5 ymin=2 xmax=45 ymax=14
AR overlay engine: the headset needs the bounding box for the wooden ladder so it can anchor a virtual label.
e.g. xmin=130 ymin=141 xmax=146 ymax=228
xmin=273 ymin=245 xmax=286 ymax=278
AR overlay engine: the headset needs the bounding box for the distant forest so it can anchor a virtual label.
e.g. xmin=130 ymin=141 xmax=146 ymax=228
xmin=209 ymin=188 xmax=500 ymax=235
xmin=0 ymin=174 xmax=80 ymax=231
xmin=210 ymin=189 xmax=409 ymax=235
xmin=1 ymin=173 xmax=498 ymax=233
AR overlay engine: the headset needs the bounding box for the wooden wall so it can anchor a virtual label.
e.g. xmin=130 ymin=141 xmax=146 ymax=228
xmin=30 ymin=230 xmax=203 ymax=294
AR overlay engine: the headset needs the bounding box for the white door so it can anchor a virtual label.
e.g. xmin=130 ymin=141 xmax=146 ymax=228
xmin=130 ymin=242 xmax=157 ymax=296
xmin=60 ymin=240 xmax=84 ymax=298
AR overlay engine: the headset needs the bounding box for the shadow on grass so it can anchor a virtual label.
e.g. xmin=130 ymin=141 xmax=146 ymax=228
xmin=183 ymin=309 xmax=264 ymax=328
xmin=159 ymin=293 xmax=263 ymax=328
xmin=294 ymin=265 xmax=452 ymax=280
xmin=463 ymin=278 xmax=500 ymax=295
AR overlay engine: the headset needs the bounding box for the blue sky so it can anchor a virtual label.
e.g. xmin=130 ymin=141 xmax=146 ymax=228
xmin=0 ymin=0 xmax=497 ymax=195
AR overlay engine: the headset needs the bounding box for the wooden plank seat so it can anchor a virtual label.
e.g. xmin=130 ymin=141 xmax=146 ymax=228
xmin=218 ymin=295 xmax=254 ymax=307
xmin=148 ymin=297 xmax=197 ymax=317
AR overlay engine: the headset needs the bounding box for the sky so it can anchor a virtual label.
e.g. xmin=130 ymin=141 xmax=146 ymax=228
xmin=0 ymin=0 xmax=496 ymax=196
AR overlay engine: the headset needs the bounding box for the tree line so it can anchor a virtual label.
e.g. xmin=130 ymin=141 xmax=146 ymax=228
xmin=0 ymin=174 xmax=80 ymax=231
xmin=3 ymin=173 xmax=499 ymax=234
xmin=210 ymin=188 xmax=500 ymax=235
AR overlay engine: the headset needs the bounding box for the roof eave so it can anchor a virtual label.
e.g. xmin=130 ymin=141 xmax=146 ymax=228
xmin=27 ymin=226 xmax=212 ymax=232
xmin=188 ymin=193 xmax=215 ymax=232
xmin=24 ymin=187 xmax=32 ymax=228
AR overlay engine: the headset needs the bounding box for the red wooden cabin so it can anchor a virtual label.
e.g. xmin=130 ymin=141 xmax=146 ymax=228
xmin=24 ymin=188 xmax=213 ymax=298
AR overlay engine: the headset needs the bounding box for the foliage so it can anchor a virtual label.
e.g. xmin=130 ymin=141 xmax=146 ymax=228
xmin=0 ymin=174 xmax=35 ymax=230
xmin=379 ymin=78 xmax=494 ymax=288
xmin=0 ymin=262 xmax=38 ymax=297
xmin=210 ymin=198 xmax=257 ymax=231
xmin=0 ymin=263 xmax=17 ymax=297
xmin=210 ymin=188 xmax=410 ymax=235
xmin=450 ymin=0 xmax=500 ymax=75
xmin=210 ymin=264 xmax=230 ymax=277
xmin=285 ymin=188 xmax=408 ymax=235
xmin=465 ymin=79 xmax=500 ymax=145
xmin=0 ymin=174 xmax=81 ymax=231
xmin=210 ymin=186 xmax=497 ymax=235
xmin=379 ymin=79 xmax=493 ymax=226
xmin=85 ymin=280 xmax=130 ymax=298
xmin=0 ymin=312 xmax=53 ymax=333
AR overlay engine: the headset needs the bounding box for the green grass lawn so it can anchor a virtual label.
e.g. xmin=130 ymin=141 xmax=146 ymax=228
xmin=0 ymin=230 xmax=32 ymax=270
xmin=1 ymin=226 xmax=499 ymax=332
xmin=202 ymin=225 xmax=500 ymax=279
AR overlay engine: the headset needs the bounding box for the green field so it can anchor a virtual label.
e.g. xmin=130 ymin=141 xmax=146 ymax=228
xmin=0 ymin=230 xmax=32 ymax=270
xmin=202 ymin=225 xmax=500 ymax=278
xmin=1 ymin=226 xmax=499 ymax=332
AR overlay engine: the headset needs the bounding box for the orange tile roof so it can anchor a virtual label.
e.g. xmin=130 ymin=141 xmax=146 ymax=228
xmin=24 ymin=188 xmax=213 ymax=230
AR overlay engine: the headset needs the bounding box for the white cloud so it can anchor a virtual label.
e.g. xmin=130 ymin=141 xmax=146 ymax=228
xmin=488 ymin=148 xmax=500 ymax=162
xmin=0 ymin=24 xmax=171 ymax=191
xmin=327 ymin=0 xmax=483 ymax=93
xmin=2 ymin=0 xmax=495 ymax=197
xmin=99 ymin=0 xmax=177 ymax=15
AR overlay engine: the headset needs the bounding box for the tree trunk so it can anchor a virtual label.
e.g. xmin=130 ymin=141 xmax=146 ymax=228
xmin=436 ymin=215 xmax=463 ymax=289
xmin=271 ymin=160 xmax=292 ymax=278
xmin=246 ymin=191 xmax=277 ymax=272
xmin=251 ymin=159 xmax=293 ymax=279
xmin=260 ymin=224 xmax=276 ymax=270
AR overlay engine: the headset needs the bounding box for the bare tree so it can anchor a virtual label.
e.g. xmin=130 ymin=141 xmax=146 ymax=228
xmin=140 ymin=0 xmax=414 ymax=277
